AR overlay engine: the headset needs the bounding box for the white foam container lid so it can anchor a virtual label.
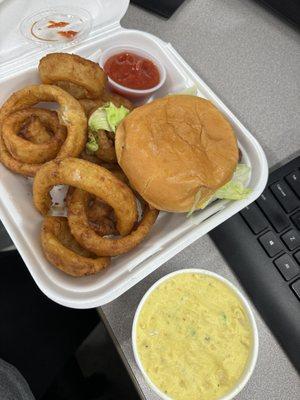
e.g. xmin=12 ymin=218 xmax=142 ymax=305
xmin=0 ymin=0 xmax=268 ymax=308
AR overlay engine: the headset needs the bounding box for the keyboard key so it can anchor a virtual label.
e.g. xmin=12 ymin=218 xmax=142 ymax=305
xmin=257 ymin=189 xmax=290 ymax=232
xmin=270 ymin=180 xmax=299 ymax=213
xmin=286 ymin=170 xmax=300 ymax=198
xmin=240 ymin=203 xmax=269 ymax=234
xmin=281 ymin=229 xmax=300 ymax=250
xmin=291 ymin=279 xmax=300 ymax=300
xmin=294 ymin=251 xmax=300 ymax=265
xmin=259 ymin=231 xmax=284 ymax=257
xmin=291 ymin=211 xmax=300 ymax=230
xmin=274 ymin=254 xmax=300 ymax=281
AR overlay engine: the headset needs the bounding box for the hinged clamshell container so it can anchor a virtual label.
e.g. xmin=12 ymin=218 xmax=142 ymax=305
xmin=0 ymin=0 xmax=268 ymax=308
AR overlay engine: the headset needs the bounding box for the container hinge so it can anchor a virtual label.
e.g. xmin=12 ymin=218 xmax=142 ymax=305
xmin=83 ymin=22 xmax=122 ymax=44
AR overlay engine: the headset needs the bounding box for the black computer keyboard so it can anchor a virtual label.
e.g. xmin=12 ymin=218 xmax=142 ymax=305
xmin=210 ymin=156 xmax=300 ymax=371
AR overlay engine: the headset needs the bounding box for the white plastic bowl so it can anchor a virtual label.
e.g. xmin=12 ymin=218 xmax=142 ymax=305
xmin=99 ymin=45 xmax=167 ymax=98
xmin=132 ymin=269 xmax=259 ymax=400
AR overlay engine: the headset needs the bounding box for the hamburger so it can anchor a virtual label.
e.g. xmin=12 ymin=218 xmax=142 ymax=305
xmin=115 ymin=95 xmax=242 ymax=213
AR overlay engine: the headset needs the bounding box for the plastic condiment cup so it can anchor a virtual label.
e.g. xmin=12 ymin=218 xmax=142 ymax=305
xmin=132 ymin=269 xmax=259 ymax=400
xmin=99 ymin=45 xmax=166 ymax=98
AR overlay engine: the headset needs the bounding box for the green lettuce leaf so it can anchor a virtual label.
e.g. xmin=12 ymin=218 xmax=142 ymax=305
xmin=187 ymin=164 xmax=252 ymax=216
xmin=214 ymin=181 xmax=252 ymax=200
xmin=88 ymin=102 xmax=129 ymax=133
xmin=106 ymin=102 xmax=130 ymax=132
xmin=88 ymin=108 xmax=110 ymax=132
xmin=86 ymin=131 xmax=99 ymax=153
xmin=214 ymin=164 xmax=252 ymax=200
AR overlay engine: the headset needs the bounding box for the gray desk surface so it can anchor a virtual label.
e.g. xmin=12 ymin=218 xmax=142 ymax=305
xmin=100 ymin=1 xmax=300 ymax=399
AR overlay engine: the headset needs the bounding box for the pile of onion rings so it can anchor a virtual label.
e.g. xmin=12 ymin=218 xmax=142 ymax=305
xmin=33 ymin=158 xmax=138 ymax=236
xmin=34 ymin=158 xmax=158 ymax=276
xmin=0 ymin=52 xmax=158 ymax=277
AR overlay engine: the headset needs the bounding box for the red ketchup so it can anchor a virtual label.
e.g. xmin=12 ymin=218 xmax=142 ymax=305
xmin=104 ymin=52 xmax=160 ymax=90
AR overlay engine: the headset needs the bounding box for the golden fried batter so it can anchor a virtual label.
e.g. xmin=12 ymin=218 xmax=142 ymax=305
xmin=33 ymin=158 xmax=137 ymax=236
xmin=41 ymin=216 xmax=110 ymax=276
xmin=39 ymin=53 xmax=107 ymax=99
xmin=22 ymin=116 xmax=52 ymax=144
xmin=0 ymin=84 xmax=87 ymax=161
xmin=2 ymin=108 xmax=66 ymax=164
xmin=87 ymin=197 xmax=117 ymax=236
xmin=68 ymin=188 xmax=159 ymax=257
xmin=79 ymin=90 xmax=133 ymax=117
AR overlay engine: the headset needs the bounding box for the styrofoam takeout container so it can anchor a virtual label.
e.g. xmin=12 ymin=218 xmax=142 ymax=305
xmin=0 ymin=0 xmax=268 ymax=308
xmin=132 ymin=269 xmax=259 ymax=400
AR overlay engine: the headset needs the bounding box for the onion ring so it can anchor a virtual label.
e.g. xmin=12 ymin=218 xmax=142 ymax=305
xmin=41 ymin=216 xmax=110 ymax=276
xmin=80 ymin=152 xmax=128 ymax=182
xmin=67 ymin=188 xmax=159 ymax=256
xmin=65 ymin=187 xmax=117 ymax=236
xmin=33 ymin=158 xmax=137 ymax=236
xmin=2 ymin=108 xmax=66 ymax=164
xmin=0 ymin=135 xmax=43 ymax=176
xmin=86 ymin=197 xmax=117 ymax=236
xmin=54 ymin=81 xmax=90 ymax=100
xmin=23 ymin=116 xmax=52 ymax=144
xmin=0 ymin=85 xmax=86 ymax=177
xmin=39 ymin=53 xmax=107 ymax=99
xmin=0 ymin=84 xmax=87 ymax=156
xmin=76 ymin=156 xmax=129 ymax=236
